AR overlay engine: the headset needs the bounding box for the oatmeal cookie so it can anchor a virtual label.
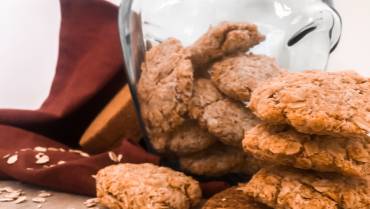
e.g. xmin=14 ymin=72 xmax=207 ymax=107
xmin=188 ymin=79 xmax=224 ymax=120
xmin=240 ymin=167 xmax=370 ymax=209
xmin=96 ymin=163 xmax=202 ymax=209
xmin=149 ymin=121 xmax=216 ymax=155
xmin=188 ymin=79 xmax=261 ymax=147
xmin=201 ymin=99 xmax=261 ymax=147
xmin=189 ymin=22 xmax=265 ymax=68
xmin=138 ymin=38 xmax=193 ymax=135
xmin=202 ymin=187 xmax=270 ymax=209
xmin=243 ymin=124 xmax=370 ymax=177
xmin=179 ymin=145 xmax=246 ymax=176
xmin=210 ymin=53 xmax=284 ymax=101
xmin=249 ymin=70 xmax=370 ymax=138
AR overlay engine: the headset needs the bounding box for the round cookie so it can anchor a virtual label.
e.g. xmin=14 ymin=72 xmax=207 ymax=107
xmin=200 ymin=99 xmax=261 ymax=147
xmin=210 ymin=53 xmax=284 ymax=101
xmin=96 ymin=163 xmax=202 ymax=209
xmin=188 ymin=79 xmax=261 ymax=147
xmin=179 ymin=145 xmax=247 ymax=176
xmin=202 ymin=187 xmax=270 ymax=209
xmin=138 ymin=38 xmax=193 ymax=135
xmin=189 ymin=22 xmax=265 ymax=68
xmin=249 ymin=70 xmax=370 ymax=138
xmin=150 ymin=121 xmax=216 ymax=155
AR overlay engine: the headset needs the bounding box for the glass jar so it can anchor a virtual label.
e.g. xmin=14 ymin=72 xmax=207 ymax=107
xmin=118 ymin=0 xmax=342 ymax=155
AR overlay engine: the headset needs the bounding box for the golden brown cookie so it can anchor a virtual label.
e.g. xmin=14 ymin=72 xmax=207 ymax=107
xmin=149 ymin=120 xmax=216 ymax=155
xmin=210 ymin=53 xmax=284 ymax=101
xmin=189 ymin=22 xmax=265 ymax=68
xmin=179 ymin=145 xmax=247 ymax=176
xmin=96 ymin=163 xmax=202 ymax=209
xmin=240 ymin=167 xmax=370 ymax=209
xmin=138 ymin=38 xmax=193 ymax=135
xmin=202 ymin=187 xmax=270 ymax=209
xmin=249 ymin=70 xmax=370 ymax=138
xmin=243 ymin=124 xmax=370 ymax=177
xmin=79 ymin=85 xmax=141 ymax=153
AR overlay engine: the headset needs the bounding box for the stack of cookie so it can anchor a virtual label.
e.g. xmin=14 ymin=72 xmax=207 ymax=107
xmin=207 ymin=70 xmax=370 ymax=209
xmin=137 ymin=22 xmax=285 ymax=177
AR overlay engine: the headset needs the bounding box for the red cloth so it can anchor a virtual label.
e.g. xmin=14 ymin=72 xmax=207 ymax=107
xmin=0 ymin=0 xmax=228 ymax=197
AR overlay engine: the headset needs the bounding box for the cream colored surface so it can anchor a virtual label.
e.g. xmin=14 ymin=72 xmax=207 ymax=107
xmin=328 ymin=0 xmax=370 ymax=77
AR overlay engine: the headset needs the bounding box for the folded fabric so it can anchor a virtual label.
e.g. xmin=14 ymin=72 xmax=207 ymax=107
xmin=0 ymin=0 xmax=228 ymax=197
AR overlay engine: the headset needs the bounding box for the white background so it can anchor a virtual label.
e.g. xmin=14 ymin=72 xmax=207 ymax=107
xmin=0 ymin=0 xmax=369 ymax=110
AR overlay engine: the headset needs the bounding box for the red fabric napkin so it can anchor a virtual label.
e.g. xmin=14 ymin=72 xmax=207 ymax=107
xmin=0 ymin=0 xmax=228 ymax=197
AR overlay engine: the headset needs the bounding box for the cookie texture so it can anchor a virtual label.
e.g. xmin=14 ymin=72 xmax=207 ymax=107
xmin=243 ymin=124 xmax=370 ymax=177
xmin=189 ymin=22 xmax=265 ymax=68
xmin=150 ymin=121 xmax=216 ymax=155
xmin=210 ymin=53 xmax=284 ymax=101
xmin=240 ymin=167 xmax=370 ymax=209
xmin=243 ymin=124 xmax=370 ymax=176
xmin=188 ymin=79 xmax=224 ymax=120
xmin=179 ymin=145 xmax=247 ymax=176
xmin=138 ymin=38 xmax=193 ymax=135
xmin=96 ymin=163 xmax=202 ymax=209
xmin=202 ymin=187 xmax=270 ymax=209
xmin=201 ymin=99 xmax=261 ymax=147
xmin=249 ymin=70 xmax=370 ymax=138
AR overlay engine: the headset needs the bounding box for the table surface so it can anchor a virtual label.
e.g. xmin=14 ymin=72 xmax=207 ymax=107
xmin=0 ymin=181 xmax=100 ymax=209
xmin=1 ymin=0 xmax=369 ymax=208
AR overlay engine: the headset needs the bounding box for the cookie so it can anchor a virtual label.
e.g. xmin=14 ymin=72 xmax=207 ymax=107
xmin=249 ymin=70 xmax=370 ymax=138
xmin=240 ymin=167 xmax=370 ymax=209
xmin=80 ymin=85 xmax=141 ymax=153
xmin=201 ymin=99 xmax=261 ymax=147
xmin=138 ymin=38 xmax=193 ymax=135
xmin=188 ymin=79 xmax=261 ymax=147
xmin=149 ymin=120 xmax=216 ymax=155
xmin=202 ymin=187 xmax=270 ymax=209
xmin=243 ymin=124 xmax=370 ymax=177
xmin=210 ymin=53 xmax=284 ymax=101
xmin=96 ymin=163 xmax=202 ymax=209
xmin=188 ymin=79 xmax=224 ymax=120
xmin=189 ymin=22 xmax=265 ymax=68
xmin=179 ymin=145 xmax=247 ymax=176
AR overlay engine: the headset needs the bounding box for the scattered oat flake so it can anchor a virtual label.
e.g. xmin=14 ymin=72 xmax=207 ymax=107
xmin=34 ymin=147 xmax=47 ymax=152
xmin=108 ymin=151 xmax=118 ymax=162
xmin=14 ymin=196 xmax=27 ymax=204
xmin=35 ymin=155 xmax=50 ymax=165
xmin=59 ymin=148 xmax=66 ymax=152
xmin=26 ymin=168 xmax=34 ymax=171
xmin=20 ymin=148 xmax=31 ymax=152
xmin=0 ymin=197 xmax=14 ymax=202
xmin=84 ymin=198 xmax=98 ymax=208
xmin=57 ymin=161 xmax=66 ymax=165
xmin=4 ymin=191 xmax=21 ymax=199
xmin=2 ymin=154 xmax=10 ymax=159
xmin=32 ymin=197 xmax=46 ymax=203
xmin=38 ymin=192 xmax=52 ymax=198
xmin=37 ymin=204 xmax=42 ymax=208
xmin=35 ymin=153 xmax=45 ymax=159
xmin=0 ymin=187 xmax=15 ymax=193
xmin=7 ymin=154 xmax=18 ymax=164
xmin=79 ymin=152 xmax=90 ymax=158
xmin=47 ymin=147 xmax=59 ymax=152
xmin=117 ymin=154 xmax=123 ymax=162
xmin=91 ymin=175 xmax=96 ymax=179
